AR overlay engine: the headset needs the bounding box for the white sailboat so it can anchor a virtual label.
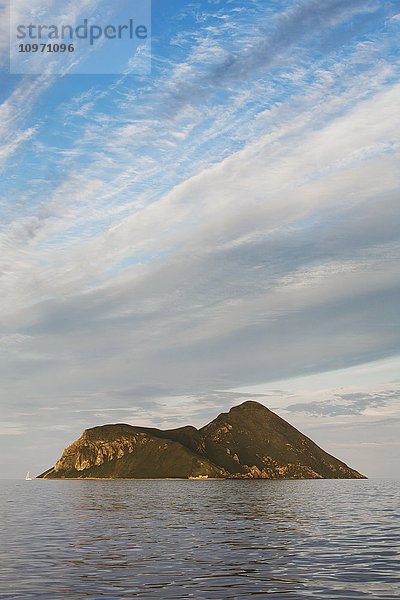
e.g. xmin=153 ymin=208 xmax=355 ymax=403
xmin=25 ymin=471 xmax=32 ymax=480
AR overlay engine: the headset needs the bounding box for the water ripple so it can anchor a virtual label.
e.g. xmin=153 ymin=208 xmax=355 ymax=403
xmin=1 ymin=479 xmax=399 ymax=599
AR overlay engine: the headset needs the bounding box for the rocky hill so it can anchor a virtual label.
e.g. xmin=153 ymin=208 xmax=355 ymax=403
xmin=38 ymin=401 xmax=365 ymax=479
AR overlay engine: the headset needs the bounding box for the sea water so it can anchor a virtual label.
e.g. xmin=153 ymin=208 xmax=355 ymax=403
xmin=1 ymin=478 xmax=399 ymax=599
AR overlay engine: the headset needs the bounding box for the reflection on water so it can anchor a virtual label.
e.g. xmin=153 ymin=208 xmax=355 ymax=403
xmin=1 ymin=479 xmax=399 ymax=599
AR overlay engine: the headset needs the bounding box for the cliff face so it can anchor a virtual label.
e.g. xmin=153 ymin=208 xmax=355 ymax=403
xmin=38 ymin=401 xmax=365 ymax=479
xmin=40 ymin=424 xmax=226 ymax=479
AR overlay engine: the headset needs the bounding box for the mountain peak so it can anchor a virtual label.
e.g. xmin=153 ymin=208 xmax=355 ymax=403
xmin=230 ymin=400 xmax=266 ymax=409
xmin=229 ymin=400 xmax=273 ymax=414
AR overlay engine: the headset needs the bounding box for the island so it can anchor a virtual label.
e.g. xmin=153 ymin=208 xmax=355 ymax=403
xmin=38 ymin=400 xmax=365 ymax=479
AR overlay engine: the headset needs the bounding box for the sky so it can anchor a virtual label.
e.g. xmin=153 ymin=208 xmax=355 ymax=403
xmin=0 ymin=0 xmax=399 ymax=479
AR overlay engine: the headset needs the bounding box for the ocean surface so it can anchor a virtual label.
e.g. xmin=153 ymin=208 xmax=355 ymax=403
xmin=1 ymin=478 xmax=399 ymax=599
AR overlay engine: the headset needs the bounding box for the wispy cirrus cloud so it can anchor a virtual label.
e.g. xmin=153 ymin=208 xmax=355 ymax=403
xmin=286 ymin=389 xmax=400 ymax=417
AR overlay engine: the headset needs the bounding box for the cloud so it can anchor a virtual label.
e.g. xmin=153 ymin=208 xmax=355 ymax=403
xmin=0 ymin=422 xmax=24 ymax=436
xmin=286 ymin=389 xmax=400 ymax=416
xmin=207 ymin=0 xmax=379 ymax=82
xmin=154 ymin=0 xmax=383 ymax=116
xmin=0 ymin=75 xmax=51 ymax=169
xmin=0 ymin=333 xmax=31 ymax=349
xmin=1 ymin=81 xmax=399 ymax=396
xmin=0 ymin=0 xmax=123 ymax=169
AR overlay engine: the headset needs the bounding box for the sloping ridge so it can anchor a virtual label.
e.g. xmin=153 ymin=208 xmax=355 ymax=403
xmin=38 ymin=401 xmax=365 ymax=479
xmin=199 ymin=401 xmax=363 ymax=479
